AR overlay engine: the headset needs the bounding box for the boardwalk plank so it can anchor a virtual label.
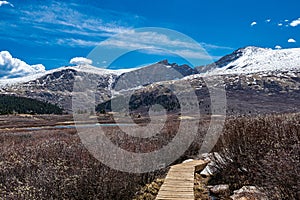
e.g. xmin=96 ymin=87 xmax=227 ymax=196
xmin=155 ymin=160 xmax=208 ymax=200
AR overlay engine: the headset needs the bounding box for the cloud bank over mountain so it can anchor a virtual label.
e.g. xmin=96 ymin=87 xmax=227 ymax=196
xmin=0 ymin=51 xmax=45 ymax=78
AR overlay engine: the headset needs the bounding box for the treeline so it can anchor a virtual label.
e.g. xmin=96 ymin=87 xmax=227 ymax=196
xmin=0 ymin=95 xmax=63 ymax=115
xmin=96 ymin=87 xmax=181 ymax=114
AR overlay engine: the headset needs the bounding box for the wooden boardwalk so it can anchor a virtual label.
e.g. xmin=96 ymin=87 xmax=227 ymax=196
xmin=156 ymin=160 xmax=208 ymax=200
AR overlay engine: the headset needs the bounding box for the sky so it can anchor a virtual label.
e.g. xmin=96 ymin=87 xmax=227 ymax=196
xmin=0 ymin=0 xmax=299 ymax=78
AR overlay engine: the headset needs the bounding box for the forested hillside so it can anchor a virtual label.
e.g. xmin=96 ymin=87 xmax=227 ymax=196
xmin=0 ymin=95 xmax=63 ymax=115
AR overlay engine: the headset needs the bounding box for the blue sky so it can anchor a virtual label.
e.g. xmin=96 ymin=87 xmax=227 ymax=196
xmin=0 ymin=0 xmax=299 ymax=76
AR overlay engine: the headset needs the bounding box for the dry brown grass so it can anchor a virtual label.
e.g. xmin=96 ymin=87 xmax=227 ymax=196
xmin=0 ymin=112 xmax=208 ymax=199
xmin=1 ymin=112 xmax=298 ymax=199
xmin=0 ymin=128 xmax=168 ymax=200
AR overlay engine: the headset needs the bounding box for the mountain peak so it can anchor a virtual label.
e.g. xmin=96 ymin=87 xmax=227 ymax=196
xmin=157 ymin=59 xmax=170 ymax=65
xmin=238 ymin=46 xmax=268 ymax=51
xmin=235 ymin=46 xmax=270 ymax=55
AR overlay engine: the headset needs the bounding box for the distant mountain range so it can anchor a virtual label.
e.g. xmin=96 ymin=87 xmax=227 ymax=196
xmin=1 ymin=46 xmax=299 ymax=115
xmin=0 ymin=59 xmax=198 ymax=112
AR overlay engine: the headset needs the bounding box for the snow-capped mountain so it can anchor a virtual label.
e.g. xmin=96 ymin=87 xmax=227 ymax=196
xmin=102 ymin=46 xmax=300 ymax=116
xmin=196 ymin=46 xmax=300 ymax=75
xmin=0 ymin=65 xmax=129 ymax=112
xmin=0 ymin=65 xmax=131 ymax=87
xmin=102 ymin=66 xmax=300 ymax=116
xmin=0 ymin=61 xmax=196 ymax=112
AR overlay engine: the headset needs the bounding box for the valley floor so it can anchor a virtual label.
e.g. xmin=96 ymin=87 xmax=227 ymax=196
xmin=0 ymin=113 xmax=299 ymax=199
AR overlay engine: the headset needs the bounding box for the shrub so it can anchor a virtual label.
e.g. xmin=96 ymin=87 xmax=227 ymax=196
xmin=211 ymin=113 xmax=300 ymax=199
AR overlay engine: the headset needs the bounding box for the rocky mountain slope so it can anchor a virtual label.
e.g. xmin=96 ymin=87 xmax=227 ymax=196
xmin=0 ymin=61 xmax=196 ymax=112
xmin=113 ymin=59 xmax=197 ymax=91
xmin=102 ymin=47 xmax=300 ymax=115
xmin=99 ymin=69 xmax=300 ymax=116
xmin=188 ymin=70 xmax=300 ymax=115
xmin=0 ymin=65 xmax=122 ymax=112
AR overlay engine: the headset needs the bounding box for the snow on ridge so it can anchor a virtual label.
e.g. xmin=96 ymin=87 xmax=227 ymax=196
xmin=0 ymin=72 xmax=46 ymax=87
xmin=66 ymin=65 xmax=140 ymax=76
xmin=205 ymin=47 xmax=300 ymax=75
xmin=1 ymin=46 xmax=299 ymax=87
xmin=0 ymin=64 xmax=140 ymax=87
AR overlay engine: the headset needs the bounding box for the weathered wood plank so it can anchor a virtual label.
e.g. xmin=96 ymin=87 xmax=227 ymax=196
xmin=155 ymin=160 xmax=208 ymax=200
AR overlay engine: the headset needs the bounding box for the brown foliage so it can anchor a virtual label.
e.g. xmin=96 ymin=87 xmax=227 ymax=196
xmin=211 ymin=113 xmax=300 ymax=200
xmin=0 ymin=129 xmax=166 ymax=200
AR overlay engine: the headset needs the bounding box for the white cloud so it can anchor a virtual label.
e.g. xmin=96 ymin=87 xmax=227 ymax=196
xmin=290 ymin=18 xmax=300 ymax=27
xmin=266 ymin=19 xmax=271 ymax=23
xmin=200 ymin=43 xmax=234 ymax=50
xmin=284 ymin=19 xmax=289 ymax=22
xmin=278 ymin=23 xmax=283 ymax=26
xmin=275 ymin=45 xmax=282 ymax=49
xmin=251 ymin=21 xmax=257 ymax=26
xmin=19 ymin=2 xmax=132 ymax=38
xmin=0 ymin=1 xmax=13 ymax=7
xmin=96 ymin=30 xmax=231 ymax=60
xmin=172 ymin=49 xmax=215 ymax=59
xmin=57 ymin=38 xmax=100 ymax=47
xmin=70 ymin=57 xmax=93 ymax=65
xmin=0 ymin=1 xmax=137 ymax=47
xmin=100 ymin=30 xmax=229 ymax=50
xmin=55 ymin=29 xmax=233 ymax=67
xmin=0 ymin=51 xmax=45 ymax=78
xmin=139 ymin=48 xmax=214 ymax=60
xmin=59 ymin=30 xmax=232 ymax=62
xmin=288 ymin=38 xmax=296 ymax=43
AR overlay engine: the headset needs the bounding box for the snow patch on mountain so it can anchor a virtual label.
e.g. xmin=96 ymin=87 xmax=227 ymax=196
xmin=198 ymin=46 xmax=300 ymax=75
xmin=0 ymin=64 xmax=136 ymax=87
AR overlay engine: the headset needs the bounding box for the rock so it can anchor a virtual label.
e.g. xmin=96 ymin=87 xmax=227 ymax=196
xmin=158 ymin=59 xmax=169 ymax=65
xmin=198 ymin=152 xmax=224 ymax=177
xmin=231 ymin=186 xmax=268 ymax=200
xmin=200 ymin=165 xmax=217 ymax=177
xmin=208 ymin=184 xmax=230 ymax=197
